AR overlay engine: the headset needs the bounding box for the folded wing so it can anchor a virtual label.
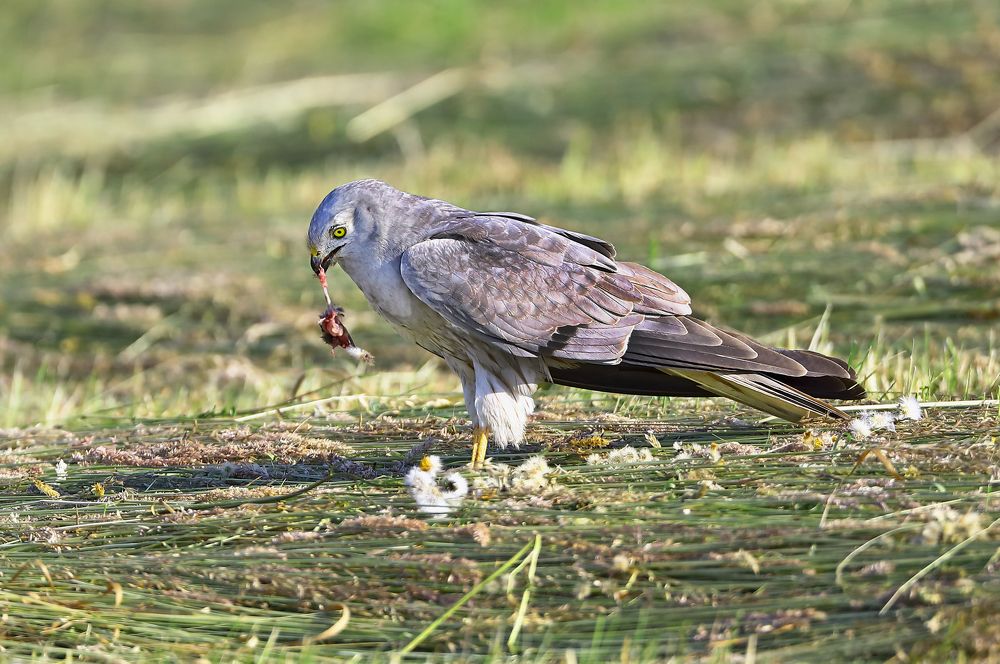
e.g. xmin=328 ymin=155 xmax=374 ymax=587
xmin=401 ymin=213 xmax=864 ymax=421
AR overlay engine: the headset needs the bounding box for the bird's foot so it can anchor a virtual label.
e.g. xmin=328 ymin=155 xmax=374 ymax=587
xmin=469 ymin=426 xmax=489 ymax=469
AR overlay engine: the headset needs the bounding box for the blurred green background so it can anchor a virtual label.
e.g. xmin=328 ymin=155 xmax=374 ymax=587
xmin=2 ymin=0 xmax=999 ymax=426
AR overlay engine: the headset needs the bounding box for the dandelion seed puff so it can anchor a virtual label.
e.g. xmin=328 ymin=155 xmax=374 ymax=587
xmin=404 ymin=466 xmax=436 ymax=491
xmin=472 ymin=457 xmax=561 ymax=496
xmin=848 ymin=417 xmax=872 ymax=440
xmin=609 ymin=446 xmax=653 ymax=464
xmin=518 ymin=455 xmax=549 ymax=476
xmin=407 ymin=458 xmax=465 ymax=516
xmin=587 ymin=445 xmax=653 ymax=466
xmin=417 ymin=455 xmax=443 ymax=476
xmin=512 ymin=455 xmax=550 ymax=493
xmin=868 ymin=411 xmax=896 ymax=432
xmin=471 ymin=462 xmax=512 ymax=493
xmin=412 ymin=490 xmax=450 ymax=515
xmin=898 ymin=396 xmax=922 ymax=421
xmin=612 ymin=554 xmax=633 ymax=572
xmin=54 ymin=459 xmax=68 ymax=481
xmin=418 ymin=499 xmax=449 ymax=516
xmin=405 ymin=472 xmax=447 ymax=515
xmin=920 ymin=507 xmax=984 ymax=545
xmin=441 ymin=472 xmax=469 ymax=504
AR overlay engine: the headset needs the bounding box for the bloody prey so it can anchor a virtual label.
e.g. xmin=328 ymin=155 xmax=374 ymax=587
xmin=316 ymin=267 xmax=374 ymax=364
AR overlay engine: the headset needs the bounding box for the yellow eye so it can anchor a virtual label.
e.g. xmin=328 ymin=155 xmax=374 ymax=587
xmin=331 ymin=226 xmax=347 ymax=239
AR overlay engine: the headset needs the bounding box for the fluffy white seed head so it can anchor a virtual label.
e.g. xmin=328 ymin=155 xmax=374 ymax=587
xmin=441 ymin=472 xmax=469 ymax=502
xmin=404 ymin=466 xmax=436 ymax=491
xmin=405 ymin=457 xmax=467 ymax=516
xmin=511 ymin=455 xmax=550 ymax=493
xmin=586 ymin=445 xmax=654 ymax=466
xmin=868 ymin=411 xmax=896 ymax=432
xmin=418 ymin=455 xmax=443 ymax=476
xmin=898 ymin=396 xmax=922 ymax=421
xmin=848 ymin=417 xmax=873 ymax=440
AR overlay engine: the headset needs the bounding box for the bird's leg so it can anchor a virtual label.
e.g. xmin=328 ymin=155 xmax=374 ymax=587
xmin=470 ymin=426 xmax=489 ymax=469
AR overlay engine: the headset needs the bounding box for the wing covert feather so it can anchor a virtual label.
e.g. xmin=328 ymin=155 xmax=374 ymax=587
xmin=399 ymin=214 xmax=837 ymax=382
xmin=400 ymin=236 xmax=636 ymax=361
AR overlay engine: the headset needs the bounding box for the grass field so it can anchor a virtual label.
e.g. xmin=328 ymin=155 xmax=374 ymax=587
xmin=1 ymin=1 xmax=999 ymax=661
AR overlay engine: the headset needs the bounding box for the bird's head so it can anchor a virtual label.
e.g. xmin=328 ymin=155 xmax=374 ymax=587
xmin=308 ymin=180 xmax=371 ymax=275
xmin=308 ymin=178 xmax=435 ymax=274
xmin=308 ymin=179 xmax=457 ymax=275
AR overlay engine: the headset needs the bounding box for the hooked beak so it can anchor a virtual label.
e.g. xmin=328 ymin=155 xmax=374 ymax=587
xmin=310 ymin=247 xmax=339 ymax=275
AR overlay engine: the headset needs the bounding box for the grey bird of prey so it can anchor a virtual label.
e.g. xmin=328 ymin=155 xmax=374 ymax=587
xmin=308 ymin=179 xmax=865 ymax=467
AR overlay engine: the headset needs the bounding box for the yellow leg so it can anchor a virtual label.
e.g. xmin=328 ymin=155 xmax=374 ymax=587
xmin=470 ymin=427 xmax=489 ymax=469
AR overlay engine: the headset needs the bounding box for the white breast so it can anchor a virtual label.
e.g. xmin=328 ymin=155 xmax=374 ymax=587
xmin=345 ymin=256 xmax=475 ymax=368
xmin=340 ymin=255 xmax=418 ymax=326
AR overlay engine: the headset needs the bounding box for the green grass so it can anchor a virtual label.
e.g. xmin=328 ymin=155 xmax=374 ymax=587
xmin=1 ymin=0 xmax=999 ymax=661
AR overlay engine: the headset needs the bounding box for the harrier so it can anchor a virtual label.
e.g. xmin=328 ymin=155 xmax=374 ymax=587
xmin=308 ymin=180 xmax=865 ymax=467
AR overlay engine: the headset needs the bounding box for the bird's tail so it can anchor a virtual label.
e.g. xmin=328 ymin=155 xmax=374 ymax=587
xmin=661 ymin=343 xmax=865 ymax=422
xmin=663 ymin=368 xmax=851 ymax=422
xmin=547 ymin=345 xmax=865 ymax=423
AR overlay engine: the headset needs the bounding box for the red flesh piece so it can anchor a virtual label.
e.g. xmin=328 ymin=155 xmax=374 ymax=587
xmin=315 ymin=265 xmax=373 ymax=363
xmin=319 ymin=306 xmax=353 ymax=349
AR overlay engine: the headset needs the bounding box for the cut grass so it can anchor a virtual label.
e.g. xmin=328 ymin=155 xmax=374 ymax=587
xmin=0 ymin=404 xmax=997 ymax=661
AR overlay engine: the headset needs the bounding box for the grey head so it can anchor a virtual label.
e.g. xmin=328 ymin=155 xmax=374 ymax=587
xmin=308 ymin=179 xmax=464 ymax=275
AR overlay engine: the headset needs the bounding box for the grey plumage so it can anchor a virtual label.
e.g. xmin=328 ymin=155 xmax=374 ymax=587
xmin=307 ymin=179 xmax=865 ymax=460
